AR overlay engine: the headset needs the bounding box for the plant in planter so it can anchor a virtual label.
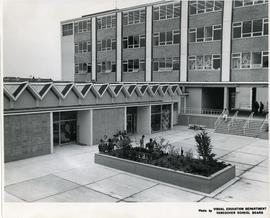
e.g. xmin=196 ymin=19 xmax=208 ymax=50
xmin=195 ymin=130 xmax=215 ymax=163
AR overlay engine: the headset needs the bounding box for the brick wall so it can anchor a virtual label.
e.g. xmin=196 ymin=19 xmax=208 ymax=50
xmin=4 ymin=113 xmax=51 ymax=162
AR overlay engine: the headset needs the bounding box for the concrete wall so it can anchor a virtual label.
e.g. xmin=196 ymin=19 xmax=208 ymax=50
xmin=256 ymin=87 xmax=268 ymax=107
xmin=235 ymin=87 xmax=251 ymax=109
xmin=186 ymin=88 xmax=202 ymax=109
xmin=137 ymin=106 xmax=151 ymax=135
xmin=61 ymin=34 xmax=74 ymax=81
xmin=178 ymin=114 xmax=218 ymax=129
xmin=77 ymin=110 xmax=92 ymax=146
xmin=92 ymin=107 xmax=125 ymax=144
xmin=4 ymin=113 xmax=51 ymax=162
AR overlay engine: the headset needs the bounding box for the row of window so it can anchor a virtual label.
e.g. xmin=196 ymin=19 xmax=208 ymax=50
xmin=97 ymin=15 xmax=116 ymax=30
xmin=62 ymin=23 xmax=73 ymax=36
xmin=232 ymin=51 xmax=268 ymax=69
xmin=97 ymin=39 xmax=116 ymax=51
xmin=123 ymin=59 xmax=145 ymax=72
xmin=188 ymin=54 xmax=221 ymax=70
xmin=153 ymin=30 xmax=180 ymax=46
xmin=123 ymin=10 xmax=145 ymax=26
xmin=189 ymin=25 xmax=222 ymax=42
xmin=123 ymin=35 xmax=145 ymax=49
xmin=74 ymin=20 xmax=91 ymax=33
xmin=234 ymin=0 xmax=268 ymax=7
xmin=153 ymin=3 xmax=180 ymax=21
xmin=233 ymin=18 xmax=268 ymax=38
xmin=153 ymin=57 xmax=180 ymax=71
xmin=97 ymin=61 xmax=116 ymax=73
xmin=75 ymin=63 xmax=91 ymax=74
xmin=75 ymin=41 xmax=91 ymax=54
xmin=189 ymin=0 xmax=223 ymax=15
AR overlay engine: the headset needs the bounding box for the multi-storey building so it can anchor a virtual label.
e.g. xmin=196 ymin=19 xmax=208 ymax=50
xmin=3 ymin=0 xmax=268 ymax=162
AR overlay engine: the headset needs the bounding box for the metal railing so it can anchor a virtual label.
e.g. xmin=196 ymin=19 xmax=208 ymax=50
xmin=259 ymin=113 xmax=268 ymax=133
xmin=181 ymin=107 xmax=223 ymax=116
xmin=243 ymin=112 xmax=254 ymax=135
xmin=214 ymin=111 xmax=224 ymax=129
xmin=228 ymin=111 xmax=239 ymax=132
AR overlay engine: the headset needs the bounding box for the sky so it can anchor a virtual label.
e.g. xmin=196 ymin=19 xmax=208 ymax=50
xmin=3 ymin=0 xmax=159 ymax=80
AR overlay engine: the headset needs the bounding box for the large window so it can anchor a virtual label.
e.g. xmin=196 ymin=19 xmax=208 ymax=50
xmin=189 ymin=24 xmax=222 ymax=42
xmin=233 ymin=0 xmax=268 ymax=7
xmin=153 ymin=57 xmax=179 ymax=72
xmin=123 ymin=59 xmax=145 ymax=72
xmin=153 ymin=30 xmax=180 ymax=46
xmin=188 ymin=54 xmax=221 ymax=70
xmin=62 ymin=23 xmax=73 ymax=36
xmin=151 ymin=105 xmax=171 ymax=132
xmin=123 ymin=34 xmax=145 ymax=49
xmin=233 ymin=18 xmax=268 ymax=38
xmin=232 ymin=51 xmax=268 ymax=69
xmin=189 ymin=0 xmax=223 ymax=15
xmin=75 ymin=63 xmax=91 ymax=74
xmin=97 ymin=38 xmax=116 ymax=51
xmin=74 ymin=20 xmax=91 ymax=33
xmin=97 ymin=61 xmax=116 ymax=73
xmin=153 ymin=3 xmax=180 ymax=21
xmin=97 ymin=15 xmax=116 ymax=30
xmin=123 ymin=9 xmax=145 ymax=26
xmin=75 ymin=41 xmax=91 ymax=53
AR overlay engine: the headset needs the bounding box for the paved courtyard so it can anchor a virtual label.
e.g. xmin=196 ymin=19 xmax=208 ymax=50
xmin=4 ymin=126 xmax=269 ymax=202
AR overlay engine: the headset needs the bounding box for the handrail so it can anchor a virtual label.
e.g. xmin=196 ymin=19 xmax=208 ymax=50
xmin=181 ymin=107 xmax=223 ymax=116
xmin=260 ymin=113 xmax=268 ymax=133
xmin=214 ymin=111 xmax=224 ymax=129
xmin=243 ymin=112 xmax=254 ymax=135
xmin=228 ymin=111 xmax=239 ymax=132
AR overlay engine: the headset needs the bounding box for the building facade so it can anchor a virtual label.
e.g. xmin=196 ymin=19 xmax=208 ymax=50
xmin=3 ymin=0 xmax=269 ymax=162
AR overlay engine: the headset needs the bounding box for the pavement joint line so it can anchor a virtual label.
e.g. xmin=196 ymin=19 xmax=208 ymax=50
xmin=83 ymin=172 xmax=123 ymax=186
xmin=239 ymin=176 xmax=268 ymax=184
xmin=118 ymin=183 xmax=160 ymax=202
xmin=4 ymin=190 xmax=28 ymax=202
xmin=83 ymin=185 xmax=120 ymax=201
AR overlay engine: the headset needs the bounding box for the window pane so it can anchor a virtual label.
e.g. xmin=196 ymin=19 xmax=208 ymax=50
xmin=205 ymin=26 xmax=213 ymax=41
xmin=123 ymin=62 xmax=128 ymax=72
xmin=112 ymin=39 xmax=116 ymax=50
xmin=174 ymin=3 xmax=180 ymax=17
xmin=140 ymin=60 xmax=145 ymax=71
xmin=213 ymin=28 xmax=222 ymax=40
xmin=213 ymin=58 xmax=221 ymax=70
xmin=264 ymin=22 xmax=268 ymax=35
xmin=134 ymin=35 xmax=139 ymax=47
xmin=204 ymin=55 xmax=212 ymax=69
xmin=102 ymin=62 xmax=106 ymax=72
xmin=134 ymin=59 xmax=139 ymax=70
xmin=173 ymin=31 xmax=180 ymax=44
xmin=173 ymin=58 xmax=179 ymax=70
xmin=206 ymin=1 xmax=214 ymax=12
xmin=160 ymin=6 xmax=166 ymax=19
xmin=112 ymin=63 xmax=116 ymax=72
xmin=189 ymin=31 xmax=196 ymax=42
xmin=153 ymin=8 xmax=159 ymax=20
xmin=154 ymin=34 xmax=159 ymax=46
xmin=244 ymin=0 xmax=253 ymax=6
xmin=129 ymin=11 xmax=134 ymax=24
xmin=140 ymin=10 xmax=145 ymax=23
xmin=166 ymin=58 xmax=172 ymax=68
xmin=190 ymin=1 xmax=197 ymax=15
xmin=140 ymin=36 xmax=146 ymax=47
xmin=215 ymin=0 xmax=223 ymax=10
xmin=263 ymin=55 xmax=268 ymax=67
xmin=253 ymin=19 xmax=263 ymax=36
xmin=134 ymin=10 xmax=140 ymax=23
xmin=233 ymin=25 xmax=241 ymax=38
xmin=128 ymin=60 xmax=133 ymax=71
xmin=102 ymin=40 xmax=106 ymax=50
xmin=189 ymin=58 xmax=196 ymax=70
xmin=234 ymin=0 xmax=243 ymax=7
xmin=242 ymin=53 xmax=251 ymax=68
xmin=102 ymin=17 xmax=106 ymax=28
xmin=123 ymin=14 xmax=128 ymax=26
xmin=106 ymin=61 xmax=111 ymax=71
xmin=196 ymin=56 xmax=204 ymax=69
xmin=167 ymin=31 xmax=173 ymax=44
xmin=159 ymin=58 xmax=165 ymax=68
xmin=107 ymin=39 xmax=111 ymax=50
xmin=128 ymin=36 xmax=134 ymax=48
xmin=160 ymin=32 xmax=166 ymax=45
xmin=232 ymin=54 xmax=241 ymax=69
xmin=167 ymin=4 xmax=173 ymax=19
xmin=197 ymin=27 xmax=204 ymax=41
xmin=198 ymin=1 xmax=205 ymax=13
xmin=243 ymin=21 xmax=252 ymax=37
xmin=107 ymin=16 xmax=112 ymax=28
xmin=252 ymin=52 xmax=262 ymax=67
xmin=153 ymin=61 xmax=159 ymax=71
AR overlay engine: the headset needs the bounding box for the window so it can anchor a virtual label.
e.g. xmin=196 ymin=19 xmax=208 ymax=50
xmin=75 ymin=41 xmax=90 ymax=54
xmin=173 ymin=57 xmax=180 ymax=70
xmin=75 ymin=64 xmax=78 ymax=74
xmin=188 ymin=56 xmax=196 ymax=70
xmin=189 ymin=28 xmax=196 ymax=42
xmin=263 ymin=51 xmax=268 ymax=68
xmin=123 ymin=34 xmax=145 ymax=49
xmin=205 ymin=26 xmax=213 ymax=41
xmin=123 ymin=9 xmax=146 ymax=26
xmin=102 ymin=40 xmax=106 ymax=51
xmin=153 ymin=33 xmax=159 ymax=46
xmin=242 ymin=52 xmax=251 ymax=68
xmin=74 ymin=20 xmax=90 ymax=33
xmin=112 ymin=39 xmax=116 ymax=50
xmin=112 ymin=62 xmax=116 ymax=72
xmin=197 ymin=27 xmax=204 ymax=42
xmin=173 ymin=30 xmax=180 ymax=44
xmin=234 ymin=0 xmax=268 ymax=7
xmin=140 ymin=59 xmax=145 ymax=71
xmin=123 ymin=60 xmax=128 ymax=72
xmin=97 ymin=41 xmax=102 ymax=51
xmin=153 ymin=57 xmax=179 ymax=71
xmin=75 ymin=43 xmax=78 ymax=54
xmin=196 ymin=55 xmax=204 ymax=69
xmin=123 ymin=59 xmax=141 ymax=72
xmin=232 ymin=53 xmax=241 ymax=69
xmin=167 ymin=31 xmax=173 ymax=44
xmin=189 ymin=0 xmax=223 ymax=15
xmin=213 ymin=25 xmax=222 ymax=40
xmin=233 ymin=22 xmax=242 ymax=38
xmin=87 ymin=63 xmax=91 ymax=73
xmin=204 ymin=55 xmax=212 ymax=69
xmin=107 ymin=39 xmax=111 ymax=50
xmin=97 ymin=15 xmax=116 ymax=29
xmin=97 ymin=38 xmax=116 ymax=51
xmin=213 ymin=55 xmax=221 ymax=69
xmin=134 ymin=35 xmax=139 ymax=48
xmin=242 ymin=21 xmax=252 ymax=37
xmin=87 ymin=41 xmax=91 ymax=52
xmin=160 ymin=32 xmax=166 ymax=45
xmin=153 ymin=3 xmax=181 ymax=21
xmin=97 ymin=61 xmax=114 ymax=73
xmin=140 ymin=34 xmax=146 ymax=47
xmin=253 ymin=19 xmax=263 ymax=36
xmin=62 ymin=23 xmax=73 ymax=36
xmin=123 ymin=37 xmax=128 ymax=49
xmin=252 ymin=52 xmax=262 ymax=68
xmin=263 ymin=18 xmax=268 ymax=35
xmin=76 ymin=63 xmax=89 ymax=73
xmin=128 ymin=35 xmax=134 ymax=48
xmin=128 ymin=60 xmax=134 ymax=72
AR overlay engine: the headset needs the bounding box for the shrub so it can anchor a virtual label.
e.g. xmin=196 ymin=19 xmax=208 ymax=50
xmin=195 ymin=131 xmax=216 ymax=163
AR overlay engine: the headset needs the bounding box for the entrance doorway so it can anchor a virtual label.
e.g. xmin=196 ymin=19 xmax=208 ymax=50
xmin=127 ymin=107 xmax=137 ymax=134
xmin=151 ymin=105 xmax=172 ymax=132
xmin=53 ymin=111 xmax=77 ymax=146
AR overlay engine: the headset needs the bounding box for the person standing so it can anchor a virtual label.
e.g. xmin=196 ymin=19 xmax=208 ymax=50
xmin=222 ymin=108 xmax=229 ymax=122
xmin=139 ymin=135 xmax=145 ymax=148
xmin=254 ymin=101 xmax=259 ymax=114
xmin=259 ymin=101 xmax=264 ymax=114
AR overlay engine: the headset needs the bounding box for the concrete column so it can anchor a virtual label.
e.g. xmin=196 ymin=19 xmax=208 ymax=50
xmin=91 ymin=17 xmax=96 ymax=81
xmin=116 ymin=12 xmax=122 ymax=82
xmin=50 ymin=112 xmax=54 ymax=153
xmin=77 ymin=109 xmax=93 ymax=146
xmin=180 ymin=0 xmax=188 ymax=82
xmin=222 ymin=0 xmax=233 ymax=82
xmin=223 ymin=87 xmax=229 ymax=109
xmin=170 ymin=103 xmax=174 ymax=129
xmin=124 ymin=106 xmax=127 ymax=131
xmin=137 ymin=105 xmax=151 ymax=135
xmin=145 ymin=6 xmax=152 ymax=82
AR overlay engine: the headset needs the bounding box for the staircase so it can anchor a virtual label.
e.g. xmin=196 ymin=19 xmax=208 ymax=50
xmin=215 ymin=118 xmax=246 ymax=136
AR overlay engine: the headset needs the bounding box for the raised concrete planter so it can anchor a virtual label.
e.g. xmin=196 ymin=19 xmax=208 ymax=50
xmin=95 ymin=153 xmax=236 ymax=194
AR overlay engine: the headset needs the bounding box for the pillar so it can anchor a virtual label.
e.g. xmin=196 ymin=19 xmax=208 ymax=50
xmin=180 ymin=0 xmax=188 ymax=82
xmin=137 ymin=105 xmax=151 ymax=135
xmin=91 ymin=17 xmax=96 ymax=81
xmin=221 ymin=0 xmax=233 ymax=81
xmin=145 ymin=6 xmax=152 ymax=82
xmin=50 ymin=112 xmax=54 ymax=153
xmin=171 ymin=103 xmax=174 ymax=129
xmin=124 ymin=106 xmax=127 ymax=131
xmin=116 ymin=12 xmax=122 ymax=82
xmin=77 ymin=109 xmax=93 ymax=146
xmin=224 ymin=87 xmax=229 ymax=109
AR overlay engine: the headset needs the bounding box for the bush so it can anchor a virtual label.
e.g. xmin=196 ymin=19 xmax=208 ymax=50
xmin=195 ymin=131 xmax=215 ymax=163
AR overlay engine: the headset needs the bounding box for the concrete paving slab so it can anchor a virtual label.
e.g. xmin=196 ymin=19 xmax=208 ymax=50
xmin=258 ymin=159 xmax=269 ymax=168
xmin=86 ymin=174 xmax=157 ymax=199
xmin=54 ymin=165 xmax=120 ymax=185
xmin=5 ymin=174 xmax=79 ymax=202
xmin=124 ymin=184 xmax=204 ymax=202
xmin=37 ymin=186 xmax=118 ymax=202
xmin=240 ymin=166 xmax=269 ymax=183
xmin=235 ymin=145 xmax=269 ymax=157
xmin=220 ymin=151 xmax=266 ymax=165
xmin=4 ymin=191 xmax=24 ymax=202
xmin=215 ymin=179 xmax=269 ymax=202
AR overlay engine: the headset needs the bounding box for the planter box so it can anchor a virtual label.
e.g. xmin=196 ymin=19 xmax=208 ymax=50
xmin=95 ymin=153 xmax=236 ymax=194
